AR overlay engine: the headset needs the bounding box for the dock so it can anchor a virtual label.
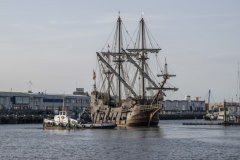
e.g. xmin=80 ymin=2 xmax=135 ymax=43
xmin=183 ymin=122 xmax=221 ymax=125
xmin=183 ymin=122 xmax=240 ymax=125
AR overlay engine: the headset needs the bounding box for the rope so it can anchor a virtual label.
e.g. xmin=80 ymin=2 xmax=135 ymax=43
xmin=165 ymin=91 xmax=175 ymax=99
xmin=145 ymin=24 xmax=161 ymax=50
xmin=126 ymin=22 xmax=140 ymax=49
xmin=146 ymin=26 xmax=154 ymax=49
xmin=101 ymin=23 xmax=117 ymax=52
xmin=113 ymin=24 xmax=118 ymax=52
xmin=122 ymin=23 xmax=134 ymax=49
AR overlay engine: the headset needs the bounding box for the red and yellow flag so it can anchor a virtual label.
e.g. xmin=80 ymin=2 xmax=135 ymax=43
xmin=93 ymin=69 xmax=96 ymax=80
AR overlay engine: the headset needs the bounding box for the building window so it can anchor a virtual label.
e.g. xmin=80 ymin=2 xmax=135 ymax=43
xmin=0 ymin=97 xmax=6 ymax=104
xmin=43 ymin=99 xmax=63 ymax=103
xmin=14 ymin=97 xmax=30 ymax=105
xmin=16 ymin=97 xmax=23 ymax=103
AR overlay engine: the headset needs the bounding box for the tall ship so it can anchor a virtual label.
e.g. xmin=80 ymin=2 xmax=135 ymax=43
xmin=89 ymin=14 xmax=178 ymax=126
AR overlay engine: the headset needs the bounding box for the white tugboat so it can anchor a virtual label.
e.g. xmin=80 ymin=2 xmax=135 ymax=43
xmin=43 ymin=111 xmax=78 ymax=128
xmin=43 ymin=110 xmax=117 ymax=129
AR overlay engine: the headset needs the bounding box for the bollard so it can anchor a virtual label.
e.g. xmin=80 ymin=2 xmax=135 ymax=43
xmin=32 ymin=115 xmax=34 ymax=123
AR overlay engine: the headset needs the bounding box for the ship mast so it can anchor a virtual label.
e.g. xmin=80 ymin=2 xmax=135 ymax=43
xmin=141 ymin=18 xmax=146 ymax=99
xmin=100 ymin=16 xmax=125 ymax=105
xmin=98 ymin=14 xmax=178 ymax=105
xmin=127 ymin=17 xmax=162 ymax=101
xmin=117 ymin=16 xmax=122 ymax=105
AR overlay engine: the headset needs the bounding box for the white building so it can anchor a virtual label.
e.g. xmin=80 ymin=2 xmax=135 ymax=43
xmin=159 ymin=95 xmax=205 ymax=111
xmin=0 ymin=88 xmax=90 ymax=112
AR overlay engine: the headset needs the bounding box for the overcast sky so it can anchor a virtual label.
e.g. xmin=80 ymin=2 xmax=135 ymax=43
xmin=0 ymin=0 xmax=240 ymax=102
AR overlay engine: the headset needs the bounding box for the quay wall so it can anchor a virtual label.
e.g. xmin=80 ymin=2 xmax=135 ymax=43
xmin=0 ymin=109 xmax=54 ymax=124
xmin=159 ymin=111 xmax=205 ymax=120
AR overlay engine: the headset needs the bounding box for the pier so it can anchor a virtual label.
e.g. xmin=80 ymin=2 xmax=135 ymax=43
xmin=183 ymin=122 xmax=240 ymax=126
xmin=183 ymin=122 xmax=221 ymax=125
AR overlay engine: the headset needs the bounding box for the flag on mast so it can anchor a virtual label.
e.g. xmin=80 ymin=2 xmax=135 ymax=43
xmin=93 ymin=69 xmax=96 ymax=80
xmin=141 ymin=11 xmax=144 ymax=18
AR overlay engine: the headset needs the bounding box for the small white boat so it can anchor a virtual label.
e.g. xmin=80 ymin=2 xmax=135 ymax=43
xmin=43 ymin=111 xmax=77 ymax=127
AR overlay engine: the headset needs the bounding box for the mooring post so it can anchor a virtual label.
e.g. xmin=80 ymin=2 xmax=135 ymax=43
xmin=224 ymin=100 xmax=226 ymax=123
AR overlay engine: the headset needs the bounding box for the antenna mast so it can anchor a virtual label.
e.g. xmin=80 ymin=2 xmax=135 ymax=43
xmin=238 ymin=63 xmax=240 ymax=103
xmin=208 ymin=90 xmax=211 ymax=104
xmin=28 ymin=81 xmax=32 ymax=93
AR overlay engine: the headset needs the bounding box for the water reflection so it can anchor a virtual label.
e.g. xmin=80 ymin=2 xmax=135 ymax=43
xmin=117 ymin=126 xmax=164 ymax=139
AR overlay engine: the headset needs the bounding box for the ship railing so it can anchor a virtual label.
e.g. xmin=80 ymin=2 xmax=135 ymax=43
xmin=99 ymin=106 xmax=107 ymax=111
xmin=86 ymin=106 xmax=92 ymax=110
xmin=144 ymin=104 xmax=162 ymax=111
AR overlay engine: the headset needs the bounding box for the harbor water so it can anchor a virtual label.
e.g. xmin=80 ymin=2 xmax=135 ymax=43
xmin=0 ymin=119 xmax=240 ymax=160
